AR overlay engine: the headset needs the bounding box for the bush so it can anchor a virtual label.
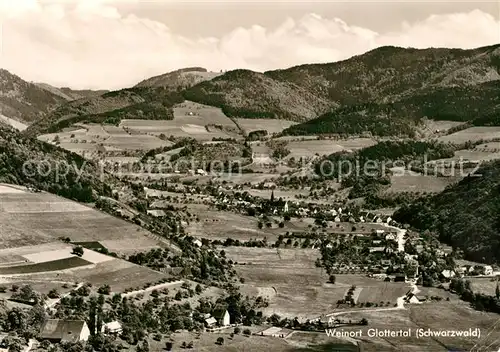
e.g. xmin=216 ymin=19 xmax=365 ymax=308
xmin=97 ymin=284 xmax=111 ymax=295
xmin=243 ymin=329 xmax=251 ymax=336
xmin=48 ymin=289 xmax=59 ymax=299
xmin=216 ymin=337 xmax=224 ymax=345
xmin=72 ymin=246 xmax=84 ymax=257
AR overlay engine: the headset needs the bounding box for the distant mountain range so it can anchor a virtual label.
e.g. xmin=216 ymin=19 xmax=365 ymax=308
xmin=0 ymin=43 xmax=499 ymax=137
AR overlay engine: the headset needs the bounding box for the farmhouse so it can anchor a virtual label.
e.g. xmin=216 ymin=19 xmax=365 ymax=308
xmin=261 ymin=326 xmax=283 ymax=337
xmin=40 ymin=319 xmax=90 ymax=343
xmin=102 ymin=321 xmax=122 ymax=335
xmin=147 ymin=209 xmax=166 ymax=217
xmin=441 ymin=270 xmax=456 ymax=279
xmin=385 ymin=233 xmax=397 ymax=241
xmin=406 ymin=293 xmax=427 ymax=304
xmin=205 ymin=317 xmax=217 ymax=328
xmin=484 ymin=265 xmax=494 ymax=276
xmin=212 ymin=308 xmax=231 ymax=327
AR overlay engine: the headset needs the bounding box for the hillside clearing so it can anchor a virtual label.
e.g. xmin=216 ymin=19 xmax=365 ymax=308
xmin=236 ymin=118 xmax=297 ymax=135
xmin=438 ymin=126 xmax=500 ymax=144
xmin=0 ymin=184 xmax=162 ymax=254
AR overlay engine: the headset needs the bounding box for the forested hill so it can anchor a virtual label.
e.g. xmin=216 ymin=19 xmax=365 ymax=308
xmin=0 ymin=125 xmax=112 ymax=202
xmin=282 ymin=80 xmax=500 ymax=137
xmin=393 ymin=161 xmax=500 ymax=263
xmin=183 ymin=44 xmax=500 ymax=129
xmin=0 ymin=69 xmax=68 ymax=123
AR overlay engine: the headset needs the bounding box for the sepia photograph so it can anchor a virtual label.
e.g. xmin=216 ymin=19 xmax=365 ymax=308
xmin=0 ymin=0 xmax=500 ymax=351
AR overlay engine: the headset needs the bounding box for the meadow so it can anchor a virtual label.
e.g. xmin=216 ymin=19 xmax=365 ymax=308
xmin=120 ymin=101 xmax=241 ymax=141
xmin=468 ymin=277 xmax=500 ymax=296
xmin=0 ymin=114 xmax=28 ymax=131
xmin=236 ymin=118 xmax=297 ymax=135
xmin=438 ymin=126 xmax=500 ymax=144
xmin=3 ymin=258 xmax=169 ymax=294
xmin=384 ymin=170 xmax=460 ymax=194
xmin=224 ymin=247 xmax=409 ymax=319
xmin=0 ymin=184 xmax=162 ymax=254
xmin=38 ymin=123 xmax=171 ymax=156
xmin=186 ymin=210 xmax=280 ymax=242
xmin=284 ymin=300 xmax=500 ymax=352
xmin=285 ymin=140 xmax=348 ymax=159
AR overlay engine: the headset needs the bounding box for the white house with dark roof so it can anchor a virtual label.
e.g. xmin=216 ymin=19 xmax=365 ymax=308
xmin=212 ymin=308 xmax=230 ymax=327
xmin=40 ymin=319 xmax=90 ymax=343
xmin=102 ymin=321 xmax=122 ymax=335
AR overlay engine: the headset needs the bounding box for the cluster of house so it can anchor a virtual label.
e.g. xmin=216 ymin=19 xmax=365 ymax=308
xmin=204 ymin=308 xmax=231 ymax=330
xmin=38 ymin=319 xmax=123 ymax=344
xmin=37 ymin=309 xmax=232 ymax=344
xmin=442 ymin=264 xmax=495 ymax=279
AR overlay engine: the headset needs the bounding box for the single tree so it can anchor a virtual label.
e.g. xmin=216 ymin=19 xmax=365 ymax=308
xmin=329 ymin=275 xmax=336 ymax=284
xmin=216 ymin=337 xmax=224 ymax=345
xmin=72 ymin=246 xmax=84 ymax=257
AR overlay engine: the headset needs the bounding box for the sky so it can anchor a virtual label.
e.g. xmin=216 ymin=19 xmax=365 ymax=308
xmin=1 ymin=0 xmax=499 ymax=90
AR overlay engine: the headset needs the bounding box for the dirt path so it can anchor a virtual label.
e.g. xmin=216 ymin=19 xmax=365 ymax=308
xmin=120 ymin=280 xmax=184 ymax=298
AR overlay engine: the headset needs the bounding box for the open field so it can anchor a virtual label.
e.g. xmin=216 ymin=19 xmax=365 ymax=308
xmin=236 ymin=119 xmax=297 ymax=135
xmin=38 ymin=123 xmax=171 ymax=155
xmin=473 ymin=141 xmax=500 ymax=151
xmin=335 ymin=138 xmax=378 ymax=150
xmin=438 ymin=126 xmax=500 ymax=144
xmin=468 ymin=277 xmax=500 ymax=296
xmin=384 ymin=172 xmax=460 ymax=194
xmin=225 ymin=247 xmax=409 ymax=319
xmin=214 ymin=173 xmax=281 ymax=185
xmin=285 ymin=140 xmax=348 ymax=159
xmin=120 ymin=101 xmax=241 ymax=141
xmin=421 ymin=119 xmax=465 ymax=135
xmin=274 ymin=137 xmax=377 ymax=151
xmin=147 ymin=330 xmax=297 ymax=352
xmin=245 ymin=189 xmax=310 ymax=201
xmin=0 ymin=184 xmax=162 ymax=254
xmin=284 ymin=301 xmax=500 ymax=351
xmin=0 ymin=257 xmax=92 ymax=275
xmin=186 ymin=207 xmax=391 ymax=242
xmin=174 ymin=101 xmax=238 ymax=127
xmin=0 ymin=114 xmax=28 ymax=131
xmin=426 ymin=147 xmax=500 ymax=167
xmin=120 ymin=119 xmax=239 ymax=141
xmin=186 ymin=210 xmax=280 ymax=242
xmin=5 ymin=257 xmax=169 ymax=294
